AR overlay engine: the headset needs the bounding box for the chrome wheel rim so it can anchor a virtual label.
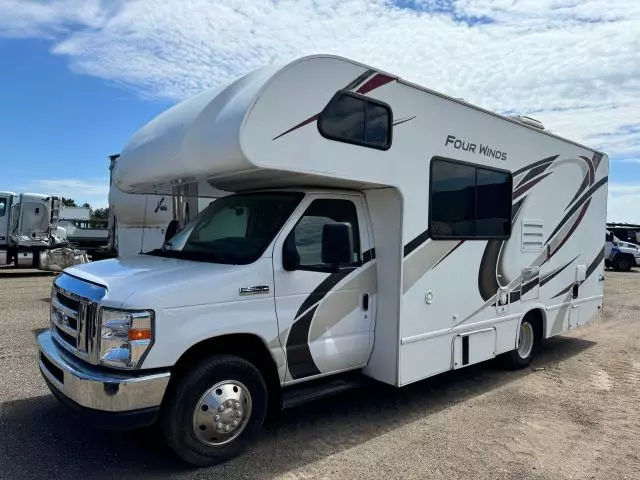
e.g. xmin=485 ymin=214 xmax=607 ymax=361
xmin=192 ymin=380 xmax=252 ymax=446
xmin=517 ymin=322 xmax=534 ymax=359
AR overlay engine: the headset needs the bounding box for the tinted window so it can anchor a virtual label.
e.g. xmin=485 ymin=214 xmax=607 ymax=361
xmin=0 ymin=198 xmax=6 ymax=217
xmin=318 ymin=94 xmax=365 ymax=143
xmin=430 ymin=161 xmax=475 ymax=237
xmin=289 ymin=199 xmax=360 ymax=269
xmin=430 ymin=158 xmax=512 ymax=239
xmin=476 ymin=168 xmax=511 ymax=237
xmin=318 ymin=92 xmax=391 ymax=149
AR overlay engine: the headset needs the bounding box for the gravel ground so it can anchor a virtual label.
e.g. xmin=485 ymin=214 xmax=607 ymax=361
xmin=0 ymin=268 xmax=639 ymax=480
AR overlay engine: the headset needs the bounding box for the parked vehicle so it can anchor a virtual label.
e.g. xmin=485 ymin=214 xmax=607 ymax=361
xmin=37 ymin=55 xmax=608 ymax=467
xmin=105 ymin=154 xmax=225 ymax=258
xmin=58 ymin=206 xmax=109 ymax=253
xmin=0 ymin=192 xmax=86 ymax=269
xmin=606 ymin=223 xmax=640 ymax=246
xmin=605 ymin=230 xmax=640 ymax=271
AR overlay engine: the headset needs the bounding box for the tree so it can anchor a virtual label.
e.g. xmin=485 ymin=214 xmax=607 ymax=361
xmin=93 ymin=207 xmax=110 ymax=219
xmin=61 ymin=198 xmax=76 ymax=207
xmin=81 ymin=202 xmax=91 ymax=209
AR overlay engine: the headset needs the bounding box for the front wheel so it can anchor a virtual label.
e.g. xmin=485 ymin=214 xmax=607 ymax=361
xmin=503 ymin=318 xmax=537 ymax=369
xmin=161 ymin=355 xmax=268 ymax=467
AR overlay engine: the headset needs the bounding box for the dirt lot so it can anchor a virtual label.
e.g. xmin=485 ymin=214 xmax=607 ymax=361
xmin=0 ymin=268 xmax=639 ymax=480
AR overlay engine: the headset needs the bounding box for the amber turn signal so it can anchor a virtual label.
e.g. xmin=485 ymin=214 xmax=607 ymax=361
xmin=128 ymin=329 xmax=152 ymax=341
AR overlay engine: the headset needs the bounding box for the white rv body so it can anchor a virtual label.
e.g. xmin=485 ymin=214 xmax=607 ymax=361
xmin=108 ymin=181 xmax=224 ymax=257
xmin=37 ymin=55 xmax=608 ymax=465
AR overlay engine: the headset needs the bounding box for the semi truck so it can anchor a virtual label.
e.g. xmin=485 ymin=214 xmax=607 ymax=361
xmin=0 ymin=192 xmax=85 ymax=269
xmin=37 ymin=55 xmax=608 ymax=467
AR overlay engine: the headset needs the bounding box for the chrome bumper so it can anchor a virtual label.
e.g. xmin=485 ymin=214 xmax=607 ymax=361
xmin=37 ymin=329 xmax=170 ymax=413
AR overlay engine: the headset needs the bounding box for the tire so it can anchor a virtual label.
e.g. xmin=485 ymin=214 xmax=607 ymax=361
xmin=161 ymin=354 xmax=268 ymax=467
xmin=613 ymin=255 xmax=633 ymax=272
xmin=502 ymin=317 xmax=537 ymax=369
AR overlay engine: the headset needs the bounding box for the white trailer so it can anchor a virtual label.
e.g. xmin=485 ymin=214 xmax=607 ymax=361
xmin=37 ymin=55 xmax=608 ymax=466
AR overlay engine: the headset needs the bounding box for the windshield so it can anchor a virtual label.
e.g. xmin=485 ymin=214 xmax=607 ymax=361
xmin=146 ymin=192 xmax=303 ymax=264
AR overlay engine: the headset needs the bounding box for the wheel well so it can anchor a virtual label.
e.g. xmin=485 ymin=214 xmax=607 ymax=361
xmin=169 ymin=334 xmax=282 ymax=416
xmin=523 ymin=308 xmax=545 ymax=343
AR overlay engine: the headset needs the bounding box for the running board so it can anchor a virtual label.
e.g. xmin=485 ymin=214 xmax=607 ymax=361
xmin=282 ymin=374 xmax=368 ymax=409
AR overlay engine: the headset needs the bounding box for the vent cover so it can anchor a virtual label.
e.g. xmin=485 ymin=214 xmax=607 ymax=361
xmin=522 ymin=219 xmax=544 ymax=252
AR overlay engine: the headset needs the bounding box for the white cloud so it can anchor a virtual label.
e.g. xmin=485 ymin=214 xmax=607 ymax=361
xmin=1 ymin=0 xmax=639 ymax=218
xmin=0 ymin=0 xmax=109 ymax=38
xmin=15 ymin=178 xmax=110 ymax=209
xmin=608 ymin=183 xmax=640 ymax=224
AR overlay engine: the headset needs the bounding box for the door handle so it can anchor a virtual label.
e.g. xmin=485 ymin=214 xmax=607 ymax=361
xmin=362 ymin=293 xmax=369 ymax=311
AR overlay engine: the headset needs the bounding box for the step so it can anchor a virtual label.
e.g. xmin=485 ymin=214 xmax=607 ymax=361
xmin=282 ymin=373 xmax=369 ymax=409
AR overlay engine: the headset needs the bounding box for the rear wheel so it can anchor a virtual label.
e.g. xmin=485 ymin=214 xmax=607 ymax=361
xmin=161 ymin=355 xmax=268 ymax=467
xmin=503 ymin=317 xmax=537 ymax=369
xmin=613 ymin=255 xmax=633 ymax=272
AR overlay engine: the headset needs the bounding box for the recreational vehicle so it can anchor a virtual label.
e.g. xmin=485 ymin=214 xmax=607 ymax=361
xmin=106 ymin=154 xmax=225 ymax=257
xmin=37 ymin=55 xmax=608 ymax=466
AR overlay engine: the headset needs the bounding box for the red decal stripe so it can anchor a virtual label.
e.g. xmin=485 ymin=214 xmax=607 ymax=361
xmin=580 ymin=155 xmax=595 ymax=184
xmin=512 ymin=171 xmax=552 ymax=198
xmin=356 ymin=73 xmax=395 ymax=94
xmin=550 ymin=200 xmax=590 ymax=258
xmin=273 ymin=113 xmax=319 ymax=141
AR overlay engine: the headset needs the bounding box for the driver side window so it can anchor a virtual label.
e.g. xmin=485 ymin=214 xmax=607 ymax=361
xmin=288 ymin=199 xmax=361 ymax=269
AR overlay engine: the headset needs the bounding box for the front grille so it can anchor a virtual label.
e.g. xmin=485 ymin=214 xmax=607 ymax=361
xmin=50 ymin=275 xmax=106 ymax=365
xmin=56 ymin=292 xmax=80 ymax=312
xmin=54 ymin=325 xmax=76 ymax=347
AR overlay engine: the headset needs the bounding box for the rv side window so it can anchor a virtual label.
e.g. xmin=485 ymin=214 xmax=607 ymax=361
xmin=318 ymin=91 xmax=392 ymax=150
xmin=430 ymin=158 xmax=512 ymax=239
xmin=287 ymin=199 xmax=361 ymax=270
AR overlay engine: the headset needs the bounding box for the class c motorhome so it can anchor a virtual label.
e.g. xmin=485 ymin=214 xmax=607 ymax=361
xmin=106 ymin=154 xmax=226 ymax=258
xmin=37 ymin=55 xmax=608 ymax=466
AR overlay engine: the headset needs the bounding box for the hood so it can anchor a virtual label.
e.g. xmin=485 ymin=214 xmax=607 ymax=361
xmin=64 ymin=254 xmax=273 ymax=309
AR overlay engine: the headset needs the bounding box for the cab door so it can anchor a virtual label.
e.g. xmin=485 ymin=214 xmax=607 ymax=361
xmin=272 ymin=193 xmax=376 ymax=382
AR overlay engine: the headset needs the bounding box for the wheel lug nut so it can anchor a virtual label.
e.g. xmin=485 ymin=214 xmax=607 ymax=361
xmin=232 ymin=420 xmax=239 ymax=427
xmin=226 ymin=400 xmax=233 ymax=407
xmin=224 ymin=425 xmax=230 ymax=432
xmin=218 ymin=405 xmax=224 ymax=412
xmin=214 ymin=415 xmax=220 ymax=421
xmin=216 ymin=422 xmax=223 ymax=431
xmin=233 ymin=403 xmax=239 ymax=410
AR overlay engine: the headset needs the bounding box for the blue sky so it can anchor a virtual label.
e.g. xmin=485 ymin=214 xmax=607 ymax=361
xmin=0 ymin=38 xmax=170 ymax=206
xmin=0 ymin=0 xmax=638 ymax=218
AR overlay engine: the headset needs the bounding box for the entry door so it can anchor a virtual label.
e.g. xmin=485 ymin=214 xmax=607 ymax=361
xmin=0 ymin=195 xmax=9 ymax=246
xmin=273 ymin=194 xmax=375 ymax=382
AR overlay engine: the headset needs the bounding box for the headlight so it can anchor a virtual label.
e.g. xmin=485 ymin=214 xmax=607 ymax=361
xmin=99 ymin=308 xmax=154 ymax=369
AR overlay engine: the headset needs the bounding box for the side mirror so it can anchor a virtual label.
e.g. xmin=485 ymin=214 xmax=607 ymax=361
xmin=322 ymin=222 xmax=353 ymax=267
xmin=282 ymin=234 xmax=300 ymax=271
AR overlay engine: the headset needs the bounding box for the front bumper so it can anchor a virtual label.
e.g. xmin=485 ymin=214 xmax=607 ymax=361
xmin=37 ymin=329 xmax=170 ymax=429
